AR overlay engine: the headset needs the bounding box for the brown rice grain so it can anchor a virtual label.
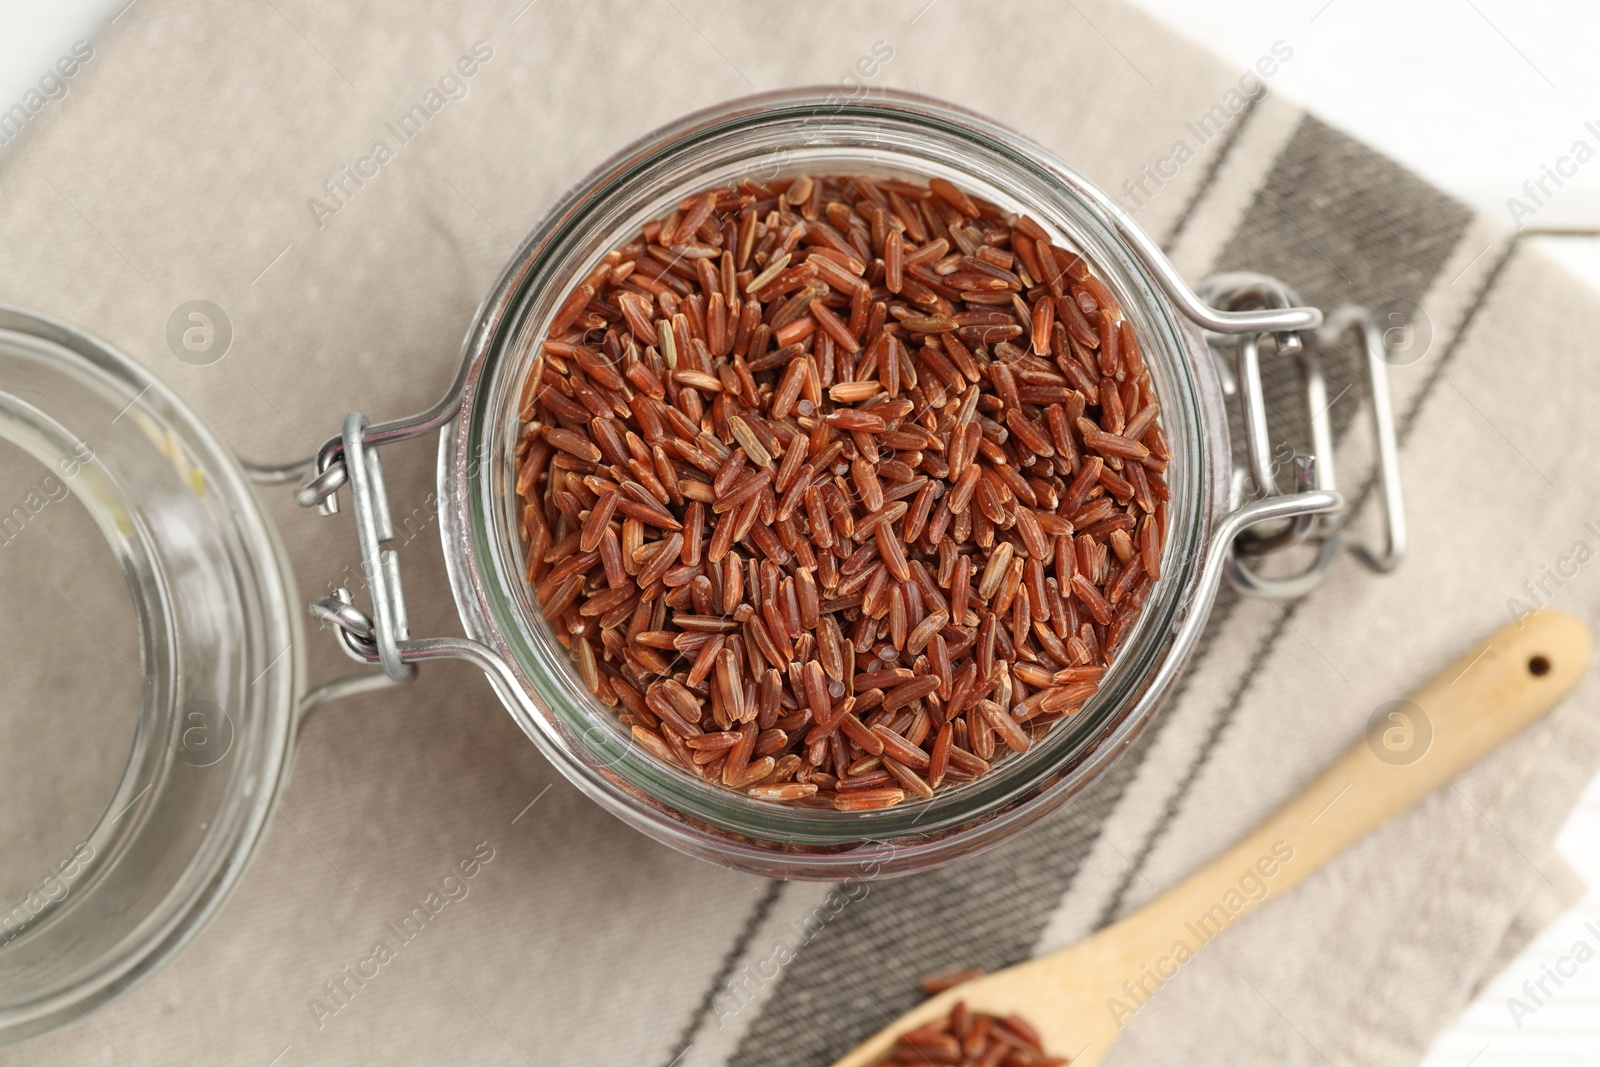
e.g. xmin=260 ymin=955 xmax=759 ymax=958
xmin=516 ymin=171 xmax=1167 ymax=807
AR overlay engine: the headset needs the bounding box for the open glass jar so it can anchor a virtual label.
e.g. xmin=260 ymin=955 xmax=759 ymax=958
xmin=0 ymin=87 xmax=1403 ymax=1043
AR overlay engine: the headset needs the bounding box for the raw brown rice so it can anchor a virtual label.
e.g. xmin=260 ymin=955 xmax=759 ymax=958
xmin=874 ymin=981 xmax=1066 ymax=1067
xmin=514 ymin=171 xmax=1168 ymax=810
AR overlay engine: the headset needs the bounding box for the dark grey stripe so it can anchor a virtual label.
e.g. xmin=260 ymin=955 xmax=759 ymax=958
xmin=1210 ymin=114 xmax=1473 ymax=459
xmin=1160 ymin=90 xmax=1263 ymax=253
xmin=1218 ymin=116 xmax=1473 ymax=302
xmin=661 ymin=879 xmax=786 ymax=1067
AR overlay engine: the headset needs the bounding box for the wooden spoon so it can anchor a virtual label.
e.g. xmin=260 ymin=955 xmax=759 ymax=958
xmin=832 ymin=610 xmax=1591 ymax=1067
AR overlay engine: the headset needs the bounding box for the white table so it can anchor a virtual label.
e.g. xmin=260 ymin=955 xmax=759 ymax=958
xmin=3 ymin=1 xmax=1596 ymax=1062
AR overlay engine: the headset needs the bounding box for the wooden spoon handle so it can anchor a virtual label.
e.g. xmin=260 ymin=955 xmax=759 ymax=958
xmin=1121 ymin=610 xmax=1591 ymax=960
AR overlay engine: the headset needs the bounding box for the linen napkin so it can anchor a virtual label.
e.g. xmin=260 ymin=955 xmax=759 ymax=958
xmin=1 ymin=2 xmax=1595 ymax=1065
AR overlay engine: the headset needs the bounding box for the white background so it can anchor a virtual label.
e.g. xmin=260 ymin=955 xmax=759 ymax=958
xmin=2 ymin=1 xmax=1596 ymax=1063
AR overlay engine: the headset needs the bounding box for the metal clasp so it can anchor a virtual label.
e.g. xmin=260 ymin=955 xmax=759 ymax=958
xmin=1198 ymin=273 xmax=1407 ymax=599
xmin=279 ymin=345 xmax=485 ymax=686
xmin=306 ymin=413 xmax=414 ymax=681
xmin=286 ymin=402 xmax=529 ymax=709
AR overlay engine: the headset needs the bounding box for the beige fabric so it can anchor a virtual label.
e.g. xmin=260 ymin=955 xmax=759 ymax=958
xmin=0 ymin=2 xmax=1594 ymax=1065
xmin=1102 ymin=246 xmax=1600 ymax=1065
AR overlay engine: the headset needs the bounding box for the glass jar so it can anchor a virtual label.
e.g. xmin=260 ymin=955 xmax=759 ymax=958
xmin=331 ymin=88 xmax=1380 ymax=878
xmin=0 ymin=87 xmax=1403 ymax=1043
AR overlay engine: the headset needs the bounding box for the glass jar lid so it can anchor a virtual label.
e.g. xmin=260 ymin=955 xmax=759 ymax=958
xmin=0 ymin=306 xmax=300 ymax=1044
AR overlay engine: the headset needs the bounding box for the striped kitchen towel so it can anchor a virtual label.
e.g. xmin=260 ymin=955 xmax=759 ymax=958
xmin=0 ymin=1 xmax=1595 ymax=1065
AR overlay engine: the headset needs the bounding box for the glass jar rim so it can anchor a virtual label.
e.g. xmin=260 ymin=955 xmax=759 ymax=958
xmin=441 ymin=87 xmax=1232 ymax=876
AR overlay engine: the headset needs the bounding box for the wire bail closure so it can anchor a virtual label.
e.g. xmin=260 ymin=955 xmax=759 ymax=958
xmin=297 ymin=407 xmax=529 ymax=700
xmin=1198 ymin=272 xmax=1407 ymax=600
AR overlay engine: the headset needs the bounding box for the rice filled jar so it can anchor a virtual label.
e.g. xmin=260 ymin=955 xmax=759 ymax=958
xmin=302 ymin=88 xmax=1385 ymax=878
